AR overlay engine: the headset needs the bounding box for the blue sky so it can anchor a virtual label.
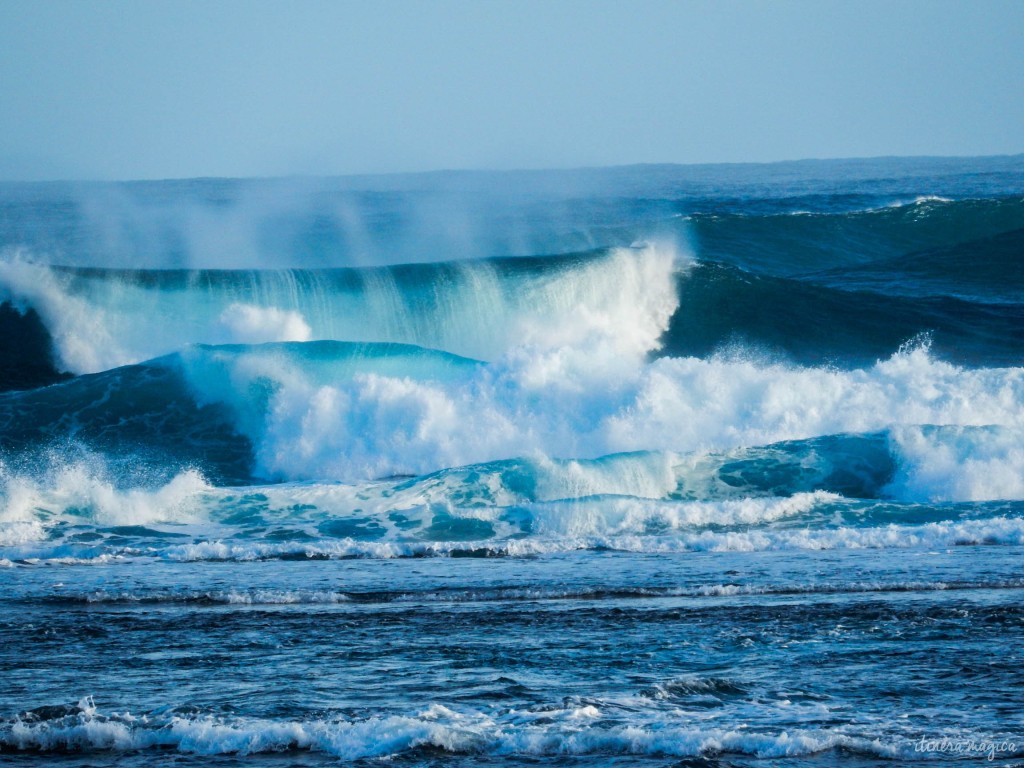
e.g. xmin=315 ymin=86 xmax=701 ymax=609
xmin=1 ymin=0 xmax=1021 ymax=180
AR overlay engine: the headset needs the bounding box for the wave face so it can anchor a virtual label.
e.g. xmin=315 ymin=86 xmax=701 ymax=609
xmin=2 ymin=158 xmax=1024 ymax=767
xmin=0 ymin=246 xmax=678 ymax=374
xmin=669 ymin=257 xmax=1024 ymax=366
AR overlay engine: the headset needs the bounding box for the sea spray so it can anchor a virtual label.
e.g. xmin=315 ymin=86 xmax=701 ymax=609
xmin=2 ymin=160 xmax=1024 ymax=767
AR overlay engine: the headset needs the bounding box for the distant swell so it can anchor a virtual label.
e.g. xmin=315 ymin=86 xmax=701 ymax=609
xmin=668 ymin=260 xmax=1024 ymax=366
xmin=689 ymin=195 xmax=1024 ymax=277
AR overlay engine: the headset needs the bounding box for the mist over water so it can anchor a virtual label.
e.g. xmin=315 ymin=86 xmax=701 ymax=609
xmin=3 ymin=155 xmax=1021 ymax=269
xmin=2 ymin=157 xmax=1024 ymax=766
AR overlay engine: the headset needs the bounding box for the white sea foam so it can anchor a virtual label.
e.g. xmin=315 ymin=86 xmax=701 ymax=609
xmin=217 ymin=303 xmax=312 ymax=344
xmin=888 ymin=425 xmax=1024 ymax=502
xmin=0 ymin=699 xmax=916 ymax=759
xmin=144 ymin=514 xmax=1024 ymax=562
xmin=0 ymin=461 xmax=210 ymax=526
xmin=3 ymin=510 xmax=1022 ymax=565
xmin=0 ymin=254 xmax=120 ymax=372
xmin=524 ymin=492 xmax=840 ymax=538
xmin=861 ymin=195 xmax=957 ymax=214
xmin=195 ymin=339 xmax=1024 ymax=496
xmin=3 ymin=440 xmax=1022 ymax=564
xmin=0 ymin=520 xmax=46 ymax=546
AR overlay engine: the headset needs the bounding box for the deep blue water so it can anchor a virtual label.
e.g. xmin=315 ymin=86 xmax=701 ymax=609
xmin=1 ymin=157 xmax=1023 ymax=765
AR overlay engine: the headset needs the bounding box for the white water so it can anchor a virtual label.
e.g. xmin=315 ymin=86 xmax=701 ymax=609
xmin=0 ymin=244 xmax=682 ymax=371
xmin=176 ymin=340 xmax=1024 ymax=488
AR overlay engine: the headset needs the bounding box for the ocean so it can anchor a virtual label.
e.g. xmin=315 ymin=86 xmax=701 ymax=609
xmin=1 ymin=156 xmax=1023 ymax=766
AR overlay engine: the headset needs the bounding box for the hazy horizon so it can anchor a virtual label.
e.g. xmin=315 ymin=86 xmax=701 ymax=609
xmin=1 ymin=151 xmax=1022 ymax=186
xmin=2 ymin=0 xmax=1022 ymax=182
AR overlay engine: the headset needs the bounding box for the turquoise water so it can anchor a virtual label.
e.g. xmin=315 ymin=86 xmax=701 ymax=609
xmin=1 ymin=157 xmax=1023 ymax=764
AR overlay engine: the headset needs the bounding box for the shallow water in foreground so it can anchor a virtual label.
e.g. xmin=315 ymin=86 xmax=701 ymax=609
xmin=2 ymin=546 xmax=1024 ymax=766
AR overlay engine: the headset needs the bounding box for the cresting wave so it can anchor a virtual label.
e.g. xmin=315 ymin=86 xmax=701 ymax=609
xmin=0 ymin=174 xmax=1022 ymax=555
xmin=3 ymin=426 xmax=1024 ymax=563
xmin=3 ymin=196 xmax=1024 ymax=384
xmin=2 ymin=337 xmax=1022 ymax=484
xmin=0 ymin=244 xmax=681 ymax=376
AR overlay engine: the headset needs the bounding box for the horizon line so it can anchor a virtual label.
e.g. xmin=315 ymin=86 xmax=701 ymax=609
xmin=3 ymin=151 xmax=1023 ymax=186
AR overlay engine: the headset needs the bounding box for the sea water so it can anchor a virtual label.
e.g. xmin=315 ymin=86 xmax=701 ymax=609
xmin=1 ymin=157 xmax=1023 ymax=765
